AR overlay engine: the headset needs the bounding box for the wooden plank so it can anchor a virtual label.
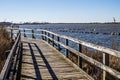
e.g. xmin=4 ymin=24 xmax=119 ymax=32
xmin=20 ymin=38 xmax=89 ymax=80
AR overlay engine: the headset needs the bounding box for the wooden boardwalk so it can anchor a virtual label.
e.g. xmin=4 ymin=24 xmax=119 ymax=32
xmin=1 ymin=28 xmax=120 ymax=80
xmin=20 ymin=38 xmax=88 ymax=80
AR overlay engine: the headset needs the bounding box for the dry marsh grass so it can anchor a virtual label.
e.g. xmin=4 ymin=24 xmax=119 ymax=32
xmin=0 ymin=28 xmax=13 ymax=72
xmin=68 ymin=44 xmax=120 ymax=80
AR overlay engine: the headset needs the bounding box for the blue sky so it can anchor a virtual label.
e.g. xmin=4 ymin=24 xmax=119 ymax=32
xmin=0 ymin=0 xmax=120 ymax=23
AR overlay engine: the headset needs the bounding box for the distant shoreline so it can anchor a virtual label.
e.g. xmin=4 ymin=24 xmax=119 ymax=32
xmin=0 ymin=22 xmax=120 ymax=27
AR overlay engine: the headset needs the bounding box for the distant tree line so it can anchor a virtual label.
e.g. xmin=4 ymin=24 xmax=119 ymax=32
xmin=0 ymin=22 xmax=12 ymax=27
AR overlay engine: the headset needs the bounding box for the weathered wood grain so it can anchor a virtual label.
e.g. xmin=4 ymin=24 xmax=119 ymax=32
xmin=20 ymin=38 xmax=89 ymax=80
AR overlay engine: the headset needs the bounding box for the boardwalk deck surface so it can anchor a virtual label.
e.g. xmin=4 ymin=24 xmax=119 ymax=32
xmin=20 ymin=38 xmax=89 ymax=80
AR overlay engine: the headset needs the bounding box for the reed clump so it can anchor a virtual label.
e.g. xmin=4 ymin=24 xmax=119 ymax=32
xmin=0 ymin=28 xmax=13 ymax=72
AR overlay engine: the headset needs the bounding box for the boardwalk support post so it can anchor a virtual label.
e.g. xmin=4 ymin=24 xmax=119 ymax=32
xmin=45 ymin=32 xmax=47 ymax=41
xmin=48 ymin=33 xmax=50 ymax=43
xmin=32 ymin=29 xmax=35 ymax=38
xmin=52 ymin=34 xmax=54 ymax=47
xmin=57 ymin=36 xmax=60 ymax=51
xmin=103 ymin=53 xmax=109 ymax=80
xmin=24 ymin=29 xmax=26 ymax=37
xmin=78 ymin=44 xmax=82 ymax=68
xmin=41 ymin=31 xmax=44 ymax=40
xmin=10 ymin=29 xmax=13 ymax=40
xmin=65 ymin=39 xmax=68 ymax=57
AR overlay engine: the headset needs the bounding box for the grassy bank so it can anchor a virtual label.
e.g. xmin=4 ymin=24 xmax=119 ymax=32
xmin=0 ymin=28 xmax=13 ymax=72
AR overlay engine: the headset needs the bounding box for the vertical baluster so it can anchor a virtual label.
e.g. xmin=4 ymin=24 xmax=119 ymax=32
xmin=11 ymin=29 xmax=13 ymax=40
xmin=15 ymin=31 xmax=19 ymax=40
xmin=57 ymin=36 xmax=60 ymax=51
xmin=65 ymin=39 xmax=68 ymax=57
xmin=41 ymin=31 xmax=44 ymax=40
xmin=78 ymin=44 xmax=82 ymax=68
xmin=48 ymin=33 xmax=50 ymax=43
xmin=52 ymin=34 xmax=54 ymax=47
xmin=32 ymin=29 xmax=35 ymax=38
xmin=45 ymin=32 xmax=47 ymax=41
xmin=24 ymin=29 xmax=26 ymax=37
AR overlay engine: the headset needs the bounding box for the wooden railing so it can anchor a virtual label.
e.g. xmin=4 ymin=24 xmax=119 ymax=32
xmin=20 ymin=28 xmax=120 ymax=80
xmin=1 ymin=28 xmax=120 ymax=80
xmin=0 ymin=30 xmax=22 ymax=80
xmin=40 ymin=29 xmax=120 ymax=80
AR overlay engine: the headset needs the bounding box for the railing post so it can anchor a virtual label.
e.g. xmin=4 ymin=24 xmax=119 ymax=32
xmin=23 ymin=29 xmax=26 ymax=37
xmin=45 ymin=32 xmax=47 ymax=41
xmin=32 ymin=29 xmax=35 ymax=38
xmin=65 ymin=39 xmax=68 ymax=57
xmin=78 ymin=44 xmax=82 ymax=68
xmin=57 ymin=36 xmax=60 ymax=51
xmin=41 ymin=31 xmax=44 ymax=40
xmin=15 ymin=31 xmax=19 ymax=40
xmin=11 ymin=29 xmax=13 ymax=40
xmin=103 ymin=53 xmax=109 ymax=80
xmin=19 ymin=30 xmax=21 ymax=42
xmin=52 ymin=34 xmax=54 ymax=47
xmin=48 ymin=33 xmax=50 ymax=43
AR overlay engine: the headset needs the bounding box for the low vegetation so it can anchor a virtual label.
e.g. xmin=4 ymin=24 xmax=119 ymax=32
xmin=68 ymin=43 xmax=120 ymax=80
xmin=0 ymin=28 xmax=13 ymax=72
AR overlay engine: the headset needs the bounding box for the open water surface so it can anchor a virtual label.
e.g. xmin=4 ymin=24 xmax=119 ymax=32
xmin=19 ymin=23 xmax=120 ymax=51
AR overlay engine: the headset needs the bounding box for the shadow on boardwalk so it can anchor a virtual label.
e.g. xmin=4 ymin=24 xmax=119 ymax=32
xmin=19 ymin=42 xmax=58 ymax=80
xmin=16 ymin=39 xmax=88 ymax=80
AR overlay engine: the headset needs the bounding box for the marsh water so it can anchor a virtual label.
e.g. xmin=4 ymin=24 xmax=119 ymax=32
xmin=19 ymin=23 xmax=120 ymax=51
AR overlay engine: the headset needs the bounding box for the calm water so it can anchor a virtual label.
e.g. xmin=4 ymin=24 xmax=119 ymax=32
xmin=19 ymin=23 xmax=120 ymax=51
